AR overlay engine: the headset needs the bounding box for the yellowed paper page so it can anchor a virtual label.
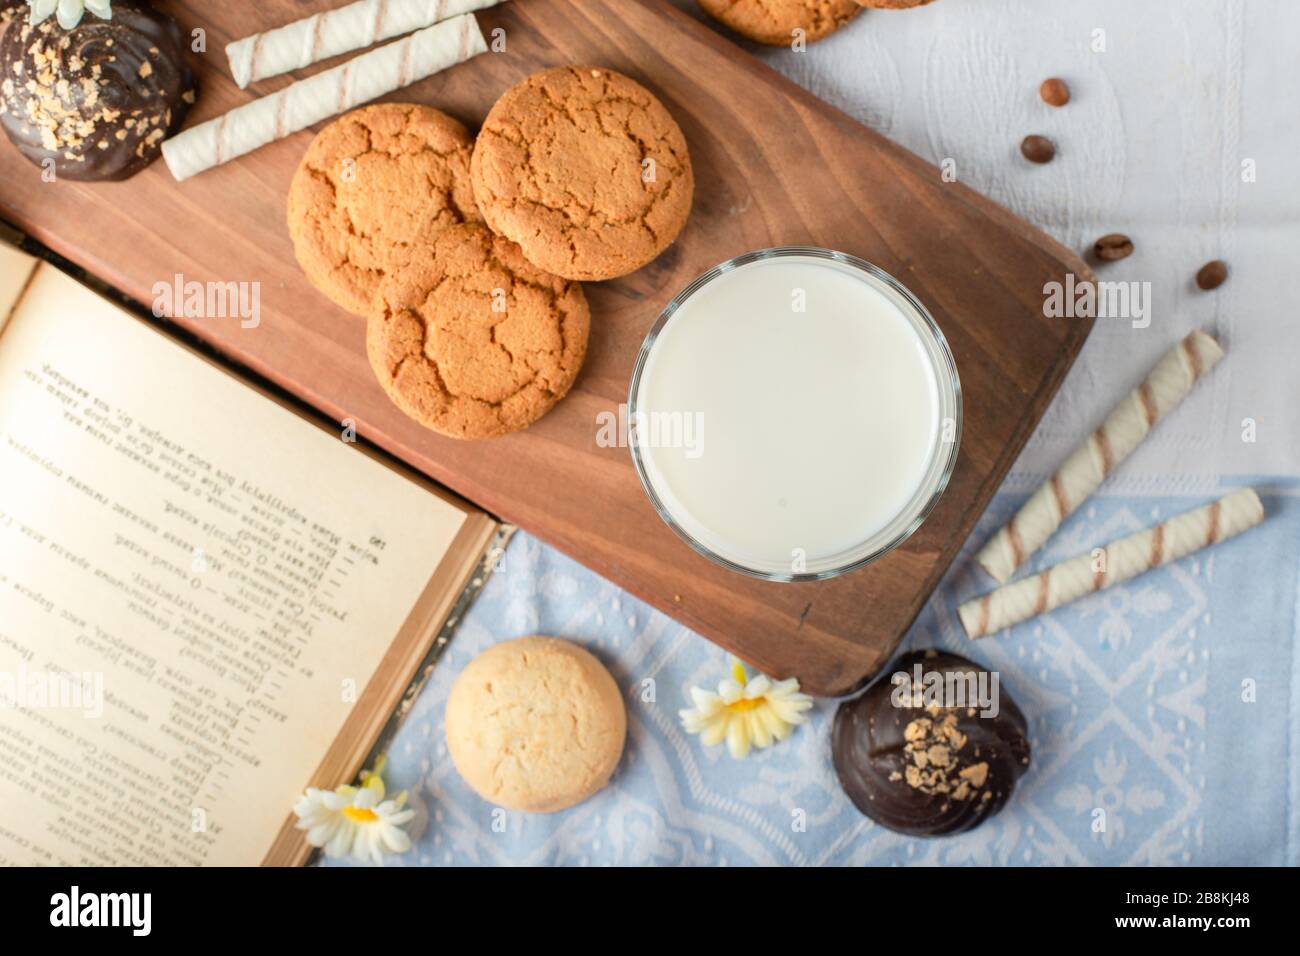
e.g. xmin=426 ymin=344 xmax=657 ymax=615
xmin=0 ymin=265 xmax=468 ymax=865
xmin=0 ymin=243 xmax=36 ymax=336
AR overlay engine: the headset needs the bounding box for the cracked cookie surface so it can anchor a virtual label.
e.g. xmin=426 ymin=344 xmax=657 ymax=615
xmin=470 ymin=65 xmax=694 ymax=282
xmin=366 ymin=223 xmax=590 ymax=440
xmin=445 ymin=636 xmax=626 ymax=813
xmin=699 ymin=0 xmax=862 ymax=46
xmin=287 ymin=103 xmax=481 ymax=317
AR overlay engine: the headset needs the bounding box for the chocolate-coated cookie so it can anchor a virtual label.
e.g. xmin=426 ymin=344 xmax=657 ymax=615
xmin=833 ymin=649 xmax=1031 ymax=836
xmin=0 ymin=0 xmax=196 ymax=181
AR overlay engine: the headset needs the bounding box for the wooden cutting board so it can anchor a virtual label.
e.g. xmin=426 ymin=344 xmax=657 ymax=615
xmin=0 ymin=0 xmax=1093 ymax=696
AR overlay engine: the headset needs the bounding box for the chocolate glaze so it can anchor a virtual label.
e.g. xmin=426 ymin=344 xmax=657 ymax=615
xmin=0 ymin=0 xmax=196 ymax=181
xmin=832 ymin=649 xmax=1031 ymax=837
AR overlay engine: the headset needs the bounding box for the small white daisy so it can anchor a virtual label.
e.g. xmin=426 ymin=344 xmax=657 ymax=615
xmin=293 ymin=756 xmax=415 ymax=865
xmin=680 ymin=657 xmax=814 ymax=759
xmin=27 ymin=0 xmax=112 ymax=31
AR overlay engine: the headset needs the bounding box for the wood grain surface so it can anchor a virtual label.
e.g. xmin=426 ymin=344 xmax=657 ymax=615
xmin=0 ymin=0 xmax=1094 ymax=696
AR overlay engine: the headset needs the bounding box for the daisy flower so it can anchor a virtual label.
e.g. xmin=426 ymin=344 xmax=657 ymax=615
xmin=680 ymin=657 xmax=814 ymax=759
xmin=27 ymin=0 xmax=112 ymax=31
xmin=293 ymin=755 xmax=415 ymax=865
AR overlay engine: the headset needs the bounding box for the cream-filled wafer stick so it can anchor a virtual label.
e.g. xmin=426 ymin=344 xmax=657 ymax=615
xmin=976 ymin=329 xmax=1224 ymax=583
xmin=226 ymin=0 xmax=505 ymax=89
xmin=960 ymin=488 xmax=1263 ymax=639
xmin=162 ymin=14 xmax=486 ymax=181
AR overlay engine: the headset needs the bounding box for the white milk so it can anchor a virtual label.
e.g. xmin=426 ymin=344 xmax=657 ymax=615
xmin=632 ymin=254 xmax=948 ymax=576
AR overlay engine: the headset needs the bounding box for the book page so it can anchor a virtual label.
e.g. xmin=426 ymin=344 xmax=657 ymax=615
xmin=0 ymin=262 xmax=469 ymax=866
xmin=0 ymin=242 xmax=35 ymax=336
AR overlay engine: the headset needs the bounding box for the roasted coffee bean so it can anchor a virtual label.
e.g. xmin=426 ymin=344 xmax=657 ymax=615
xmin=1093 ymin=233 xmax=1134 ymax=262
xmin=1040 ymin=77 xmax=1070 ymax=107
xmin=1196 ymin=260 xmax=1229 ymax=290
xmin=1020 ymin=134 xmax=1056 ymax=163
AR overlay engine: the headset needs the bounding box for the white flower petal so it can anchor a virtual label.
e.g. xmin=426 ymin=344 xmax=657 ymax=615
xmin=700 ymin=718 xmax=729 ymax=747
xmin=29 ymin=0 xmax=58 ymax=25
xmin=766 ymin=710 xmax=795 ymax=741
xmin=381 ymin=825 xmax=412 ymax=854
xmin=321 ymin=791 xmax=351 ymax=811
xmin=679 ymin=710 xmax=705 ymax=733
xmin=55 ymin=0 xmax=84 ymax=30
xmin=323 ymin=822 xmax=354 ymax=858
xmin=305 ymin=819 xmax=341 ymax=848
xmin=726 ymin=718 xmax=750 ymax=759
xmin=363 ymin=830 xmax=388 ymax=866
xmin=748 ymin=710 xmax=774 ymax=749
xmin=770 ymin=699 xmax=812 ymax=724
xmin=689 ymin=687 xmax=721 ymax=712
xmin=295 ymin=809 xmax=329 ymax=831
xmin=347 ymin=825 xmax=373 ymax=864
xmin=717 ymin=679 xmax=743 ymax=703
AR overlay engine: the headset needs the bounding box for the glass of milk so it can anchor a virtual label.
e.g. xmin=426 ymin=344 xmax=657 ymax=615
xmin=628 ymin=247 xmax=961 ymax=581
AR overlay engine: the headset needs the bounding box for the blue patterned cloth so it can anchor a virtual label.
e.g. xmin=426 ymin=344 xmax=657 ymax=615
xmin=323 ymin=479 xmax=1298 ymax=867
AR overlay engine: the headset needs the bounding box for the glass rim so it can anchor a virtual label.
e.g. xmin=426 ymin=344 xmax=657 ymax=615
xmin=627 ymin=246 xmax=963 ymax=583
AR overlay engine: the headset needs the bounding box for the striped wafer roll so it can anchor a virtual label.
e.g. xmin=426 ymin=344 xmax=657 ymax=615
xmin=960 ymin=488 xmax=1263 ymax=640
xmin=226 ymin=0 xmax=506 ymax=89
xmin=976 ymin=329 xmax=1224 ymax=583
xmin=163 ymin=15 xmax=487 ymax=181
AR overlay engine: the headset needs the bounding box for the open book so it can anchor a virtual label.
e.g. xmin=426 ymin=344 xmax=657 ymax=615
xmin=0 ymin=238 xmax=503 ymax=866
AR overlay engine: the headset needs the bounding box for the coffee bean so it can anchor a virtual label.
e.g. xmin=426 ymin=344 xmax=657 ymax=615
xmin=1093 ymin=234 xmax=1134 ymax=262
xmin=1020 ymin=134 xmax=1056 ymax=164
xmin=1196 ymin=260 xmax=1229 ymax=290
xmin=1040 ymin=77 xmax=1070 ymax=107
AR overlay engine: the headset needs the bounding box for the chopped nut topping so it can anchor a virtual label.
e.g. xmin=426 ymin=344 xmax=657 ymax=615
xmin=897 ymin=713 xmax=993 ymax=800
xmin=0 ymin=20 xmax=182 ymax=165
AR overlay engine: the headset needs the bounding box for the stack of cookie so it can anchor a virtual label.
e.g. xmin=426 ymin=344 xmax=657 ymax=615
xmin=287 ymin=65 xmax=694 ymax=440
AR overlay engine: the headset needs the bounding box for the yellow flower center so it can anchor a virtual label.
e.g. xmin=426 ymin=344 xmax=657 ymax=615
xmin=726 ymin=662 xmax=769 ymax=712
xmin=342 ymin=805 xmax=380 ymax=824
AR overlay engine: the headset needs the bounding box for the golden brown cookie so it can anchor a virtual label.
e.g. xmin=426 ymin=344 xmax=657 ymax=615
xmin=445 ymin=636 xmax=626 ymax=813
xmin=470 ymin=66 xmax=693 ymax=282
xmin=287 ymin=103 xmax=481 ymax=316
xmin=699 ymin=0 xmax=862 ymax=46
xmin=855 ymin=0 xmax=938 ymax=8
xmin=366 ymin=223 xmax=589 ymax=440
